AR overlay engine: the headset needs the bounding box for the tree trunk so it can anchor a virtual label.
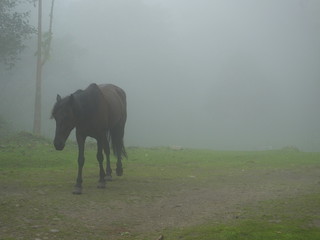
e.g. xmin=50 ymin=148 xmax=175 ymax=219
xmin=33 ymin=0 xmax=42 ymax=135
xmin=42 ymin=0 xmax=55 ymax=66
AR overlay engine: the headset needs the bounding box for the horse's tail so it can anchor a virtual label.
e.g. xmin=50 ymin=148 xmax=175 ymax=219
xmin=109 ymin=125 xmax=127 ymax=159
xmin=109 ymin=85 xmax=127 ymax=159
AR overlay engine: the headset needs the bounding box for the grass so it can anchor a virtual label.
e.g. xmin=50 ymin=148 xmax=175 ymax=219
xmin=168 ymin=220 xmax=320 ymax=240
xmin=165 ymin=192 xmax=320 ymax=240
xmin=0 ymin=132 xmax=319 ymax=239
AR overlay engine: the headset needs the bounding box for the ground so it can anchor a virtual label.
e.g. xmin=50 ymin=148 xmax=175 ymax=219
xmin=0 ymin=134 xmax=319 ymax=239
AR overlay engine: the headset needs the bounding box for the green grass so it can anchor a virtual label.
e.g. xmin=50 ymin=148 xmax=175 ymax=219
xmin=164 ymin=192 xmax=320 ymax=240
xmin=168 ymin=220 xmax=320 ymax=240
xmin=0 ymin=133 xmax=319 ymax=240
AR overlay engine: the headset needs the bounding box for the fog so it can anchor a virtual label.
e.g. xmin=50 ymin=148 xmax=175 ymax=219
xmin=1 ymin=0 xmax=320 ymax=151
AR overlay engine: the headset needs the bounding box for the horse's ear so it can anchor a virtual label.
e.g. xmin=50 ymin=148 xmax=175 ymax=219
xmin=56 ymin=94 xmax=62 ymax=102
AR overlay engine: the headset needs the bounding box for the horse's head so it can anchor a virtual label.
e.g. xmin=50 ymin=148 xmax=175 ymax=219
xmin=51 ymin=94 xmax=76 ymax=150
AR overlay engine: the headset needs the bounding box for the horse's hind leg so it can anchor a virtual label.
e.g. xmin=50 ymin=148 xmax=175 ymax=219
xmin=115 ymin=141 xmax=124 ymax=176
xmin=116 ymin=157 xmax=123 ymax=176
xmin=96 ymin=139 xmax=106 ymax=188
xmin=113 ymin=126 xmax=125 ymax=177
xmin=103 ymin=137 xmax=112 ymax=181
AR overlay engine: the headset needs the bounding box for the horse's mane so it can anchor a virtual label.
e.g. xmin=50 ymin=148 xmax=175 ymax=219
xmin=51 ymin=84 xmax=101 ymax=120
xmin=71 ymin=86 xmax=101 ymax=120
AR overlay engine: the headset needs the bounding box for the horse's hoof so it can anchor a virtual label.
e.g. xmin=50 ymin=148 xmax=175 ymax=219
xmin=105 ymin=175 xmax=113 ymax=182
xmin=72 ymin=187 xmax=82 ymax=195
xmin=97 ymin=181 xmax=106 ymax=189
xmin=116 ymin=168 xmax=123 ymax=176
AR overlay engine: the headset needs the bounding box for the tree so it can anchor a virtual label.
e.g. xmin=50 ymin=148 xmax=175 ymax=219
xmin=0 ymin=0 xmax=35 ymax=68
xmin=33 ymin=0 xmax=55 ymax=135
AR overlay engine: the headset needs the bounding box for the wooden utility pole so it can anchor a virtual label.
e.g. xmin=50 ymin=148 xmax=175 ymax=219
xmin=33 ymin=0 xmax=42 ymax=135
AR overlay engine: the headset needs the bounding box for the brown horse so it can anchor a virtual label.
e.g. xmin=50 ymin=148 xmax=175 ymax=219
xmin=51 ymin=83 xmax=127 ymax=194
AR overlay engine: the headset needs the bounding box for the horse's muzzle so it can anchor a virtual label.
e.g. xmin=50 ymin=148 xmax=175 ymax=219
xmin=54 ymin=141 xmax=65 ymax=151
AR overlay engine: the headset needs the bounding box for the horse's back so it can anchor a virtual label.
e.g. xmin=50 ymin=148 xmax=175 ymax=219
xmin=99 ymin=84 xmax=126 ymax=102
xmin=98 ymin=84 xmax=127 ymax=127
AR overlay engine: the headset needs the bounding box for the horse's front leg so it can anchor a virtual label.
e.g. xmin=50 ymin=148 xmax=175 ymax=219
xmin=73 ymin=133 xmax=86 ymax=194
xmin=97 ymin=139 xmax=106 ymax=188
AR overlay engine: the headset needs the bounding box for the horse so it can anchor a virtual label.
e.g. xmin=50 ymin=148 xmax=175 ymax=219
xmin=51 ymin=83 xmax=127 ymax=194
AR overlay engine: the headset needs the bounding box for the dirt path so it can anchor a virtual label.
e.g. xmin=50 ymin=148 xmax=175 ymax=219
xmin=62 ymin=166 xmax=319 ymax=235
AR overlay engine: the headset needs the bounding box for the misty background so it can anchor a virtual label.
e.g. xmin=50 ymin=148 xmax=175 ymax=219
xmin=1 ymin=0 xmax=320 ymax=151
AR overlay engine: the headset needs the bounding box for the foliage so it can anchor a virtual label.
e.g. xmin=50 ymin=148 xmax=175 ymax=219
xmin=0 ymin=115 xmax=4 ymax=129
xmin=0 ymin=115 xmax=12 ymax=138
xmin=0 ymin=0 xmax=36 ymax=68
